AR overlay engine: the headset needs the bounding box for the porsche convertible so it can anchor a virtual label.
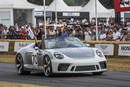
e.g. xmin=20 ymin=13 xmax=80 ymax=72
xmin=15 ymin=37 xmax=107 ymax=77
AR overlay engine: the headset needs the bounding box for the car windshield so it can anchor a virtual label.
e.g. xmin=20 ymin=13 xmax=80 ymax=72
xmin=44 ymin=37 xmax=85 ymax=49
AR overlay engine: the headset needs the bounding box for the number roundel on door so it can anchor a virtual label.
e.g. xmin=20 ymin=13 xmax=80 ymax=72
xmin=32 ymin=54 xmax=38 ymax=66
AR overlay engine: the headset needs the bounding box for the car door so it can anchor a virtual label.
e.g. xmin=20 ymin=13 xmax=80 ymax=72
xmin=31 ymin=44 xmax=45 ymax=69
xmin=36 ymin=49 xmax=44 ymax=66
xmin=25 ymin=44 xmax=42 ymax=69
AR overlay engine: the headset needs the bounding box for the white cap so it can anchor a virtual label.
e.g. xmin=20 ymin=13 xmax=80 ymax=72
xmin=21 ymin=26 xmax=24 ymax=29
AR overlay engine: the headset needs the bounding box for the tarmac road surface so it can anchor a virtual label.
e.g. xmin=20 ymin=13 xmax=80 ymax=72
xmin=0 ymin=63 xmax=130 ymax=87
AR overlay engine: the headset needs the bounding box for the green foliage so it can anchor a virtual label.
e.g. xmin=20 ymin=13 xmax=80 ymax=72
xmin=27 ymin=0 xmax=114 ymax=9
xmin=27 ymin=0 xmax=53 ymax=5
xmin=64 ymin=0 xmax=89 ymax=6
xmin=99 ymin=0 xmax=114 ymax=9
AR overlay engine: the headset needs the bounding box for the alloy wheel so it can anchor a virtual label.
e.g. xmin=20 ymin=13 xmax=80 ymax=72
xmin=43 ymin=56 xmax=52 ymax=77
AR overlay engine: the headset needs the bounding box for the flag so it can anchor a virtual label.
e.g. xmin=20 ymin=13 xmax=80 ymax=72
xmin=115 ymin=0 xmax=130 ymax=12
xmin=28 ymin=26 xmax=35 ymax=40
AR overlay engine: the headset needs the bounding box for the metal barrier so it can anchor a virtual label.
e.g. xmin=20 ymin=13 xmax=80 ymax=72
xmin=0 ymin=40 xmax=130 ymax=57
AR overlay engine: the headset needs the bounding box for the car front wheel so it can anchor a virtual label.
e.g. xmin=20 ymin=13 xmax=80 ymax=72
xmin=16 ymin=54 xmax=30 ymax=75
xmin=43 ymin=56 xmax=53 ymax=77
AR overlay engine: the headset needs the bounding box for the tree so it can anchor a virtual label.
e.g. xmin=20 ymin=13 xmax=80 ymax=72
xmin=27 ymin=0 xmax=53 ymax=5
xmin=64 ymin=0 xmax=89 ymax=6
xmin=99 ymin=0 xmax=114 ymax=9
xmin=27 ymin=0 xmax=114 ymax=9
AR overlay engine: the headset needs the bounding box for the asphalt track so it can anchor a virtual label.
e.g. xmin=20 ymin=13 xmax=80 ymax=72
xmin=0 ymin=63 xmax=130 ymax=87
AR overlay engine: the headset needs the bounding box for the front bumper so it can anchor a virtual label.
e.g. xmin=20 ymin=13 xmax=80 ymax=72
xmin=51 ymin=58 xmax=107 ymax=73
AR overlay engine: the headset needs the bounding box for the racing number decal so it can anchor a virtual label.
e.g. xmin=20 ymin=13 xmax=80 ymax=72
xmin=32 ymin=55 xmax=38 ymax=66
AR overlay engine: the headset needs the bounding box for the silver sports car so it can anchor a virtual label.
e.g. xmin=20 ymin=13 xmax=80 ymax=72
xmin=15 ymin=37 xmax=107 ymax=77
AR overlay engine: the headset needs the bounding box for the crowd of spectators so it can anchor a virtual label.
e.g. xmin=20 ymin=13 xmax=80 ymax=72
xmin=0 ymin=18 xmax=130 ymax=41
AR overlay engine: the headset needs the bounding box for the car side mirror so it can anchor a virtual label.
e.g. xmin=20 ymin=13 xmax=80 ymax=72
xmin=35 ymin=47 xmax=39 ymax=50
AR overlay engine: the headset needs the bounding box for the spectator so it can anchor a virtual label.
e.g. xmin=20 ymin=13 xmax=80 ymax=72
xmin=91 ymin=31 xmax=96 ymax=41
xmin=113 ymin=28 xmax=121 ymax=41
xmin=0 ymin=18 xmax=130 ymax=42
xmin=106 ymin=30 xmax=113 ymax=41
xmin=62 ymin=29 xmax=68 ymax=37
xmin=8 ymin=26 xmax=17 ymax=39
xmin=84 ymin=28 xmax=91 ymax=41
xmin=72 ymin=27 xmax=76 ymax=37
xmin=78 ymin=28 xmax=84 ymax=40
xmin=125 ymin=28 xmax=130 ymax=41
xmin=37 ymin=27 xmax=44 ymax=40
xmin=57 ymin=27 xmax=62 ymax=37
xmin=48 ymin=28 xmax=56 ymax=37
xmin=15 ymin=24 xmax=21 ymax=39
xmin=120 ymin=28 xmax=128 ymax=41
xmin=99 ymin=30 xmax=106 ymax=40
xmin=21 ymin=26 xmax=27 ymax=40
xmin=1 ymin=26 xmax=7 ymax=39
xmin=0 ymin=26 xmax=3 ymax=38
xmin=68 ymin=29 xmax=73 ymax=37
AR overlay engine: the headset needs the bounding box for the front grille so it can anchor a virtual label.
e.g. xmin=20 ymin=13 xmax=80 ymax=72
xmin=100 ymin=61 xmax=107 ymax=69
xmin=58 ymin=63 xmax=70 ymax=71
xmin=71 ymin=66 xmax=75 ymax=71
xmin=96 ymin=65 xmax=99 ymax=70
xmin=75 ymin=65 xmax=96 ymax=71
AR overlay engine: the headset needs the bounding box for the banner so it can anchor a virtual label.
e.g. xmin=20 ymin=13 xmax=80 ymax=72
xmin=63 ymin=12 xmax=80 ymax=17
xmin=0 ymin=42 xmax=9 ymax=52
xmin=118 ymin=44 xmax=130 ymax=56
xmin=34 ymin=11 xmax=43 ymax=16
xmin=14 ymin=42 xmax=33 ymax=52
xmin=95 ymin=44 xmax=114 ymax=56
xmin=115 ymin=0 xmax=130 ymax=12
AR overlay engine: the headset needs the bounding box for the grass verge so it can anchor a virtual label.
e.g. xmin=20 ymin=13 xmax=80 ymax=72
xmin=107 ymin=57 xmax=130 ymax=72
xmin=0 ymin=55 xmax=15 ymax=64
xmin=0 ymin=56 xmax=130 ymax=72
xmin=0 ymin=58 xmax=15 ymax=64
xmin=0 ymin=81 xmax=49 ymax=87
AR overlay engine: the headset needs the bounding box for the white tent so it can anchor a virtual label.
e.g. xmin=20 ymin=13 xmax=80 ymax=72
xmin=46 ymin=0 xmax=71 ymax=12
xmin=35 ymin=0 xmax=113 ymax=18
xmin=0 ymin=0 xmax=38 ymax=27
xmin=0 ymin=0 xmax=39 ymax=9
xmin=81 ymin=0 xmax=112 ymax=19
xmin=70 ymin=6 xmax=82 ymax=12
xmin=35 ymin=0 xmax=82 ymax=12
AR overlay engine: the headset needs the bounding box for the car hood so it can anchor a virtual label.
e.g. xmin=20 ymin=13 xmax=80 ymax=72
xmin=48 ymin=47 xmax=95 ymax=59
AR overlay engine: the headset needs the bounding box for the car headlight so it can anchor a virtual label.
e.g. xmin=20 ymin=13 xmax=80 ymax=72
xmin=54 ymin=52 xmax=64 ymax=59
xmin=96 ymin=50 xmax=104 ymax=57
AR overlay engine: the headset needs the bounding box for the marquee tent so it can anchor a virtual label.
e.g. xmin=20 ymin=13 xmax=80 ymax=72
xmin=35 ymin=0 xmax=82 ymax=12
xmin=46 ymin=0 xmax=72 ymax=12
xmin=0 ymin=0 xmax=39 ymax=9
xmin=0 ymin=0 xmax=39 ymax=27
xmin=81 ymin=0 xmax=113 ymax=19
xmin=0 ymin=0 xmax=126 ymax=27
xmin=35 ymin=0 xmax=114 ymax=18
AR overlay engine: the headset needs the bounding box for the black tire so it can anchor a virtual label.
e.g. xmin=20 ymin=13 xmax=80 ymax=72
xmin=15 ymin=54 xmax=30 ymax=75
xmin=92 ymin=72 xmax=104 ymax=75
xmin=43 ymin=56 xmax=53 ymax=77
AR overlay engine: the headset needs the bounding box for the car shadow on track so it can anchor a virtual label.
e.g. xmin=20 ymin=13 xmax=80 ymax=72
xmin=29 ymin=72 xmax=107 ymax=78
